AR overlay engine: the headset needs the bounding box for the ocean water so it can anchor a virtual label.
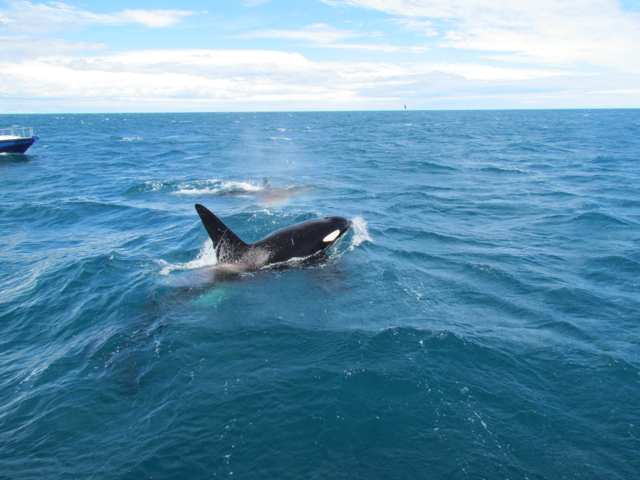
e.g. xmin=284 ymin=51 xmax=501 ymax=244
xmin=1 ymin=110 xmax=639 ymax=479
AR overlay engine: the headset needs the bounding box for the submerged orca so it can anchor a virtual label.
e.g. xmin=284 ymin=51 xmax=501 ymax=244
xmin=208 ymin=178 xmax=307 ymax=205
xmin=195 ymin=204 xmax=351 ymax=269
xmin=257 ymin=177 xmax=311 ymax=206
xmin=219 ymin=177 xmax=270 ymax=196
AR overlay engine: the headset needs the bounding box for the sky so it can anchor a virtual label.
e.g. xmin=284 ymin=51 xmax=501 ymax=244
xmin=1 ymin=0 xmax=640 ymax=112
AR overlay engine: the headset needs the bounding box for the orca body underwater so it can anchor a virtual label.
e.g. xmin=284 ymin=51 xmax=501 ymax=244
xmin=195 ymin=204 xmax=352 ymax=269
xmin=217 ymin=178 xmax=270 ymax=197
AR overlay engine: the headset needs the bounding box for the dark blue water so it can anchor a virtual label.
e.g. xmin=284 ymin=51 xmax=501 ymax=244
xmin=1 ymin=110 xmax=639 ymax=479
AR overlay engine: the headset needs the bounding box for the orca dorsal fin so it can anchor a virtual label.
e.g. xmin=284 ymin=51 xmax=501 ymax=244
xmin=194 ymin=204 xmax=248 ymax=263
xmin=263 ymin=177 xmax=270 ymax=188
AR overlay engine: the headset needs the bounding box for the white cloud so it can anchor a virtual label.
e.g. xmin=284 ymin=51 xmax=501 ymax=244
xmin=319 ymin=0 xmax=640 ymax=72
xmin=319 ymin=42 xmax=401 ymax=51
xmin=242 ymin=23 xmax=358 ymax=44
xmin=393 ymin=18 xmax=438 ymax=36
xmin=112 ymin=9 xmax=197 ymax=28
xmin=0 ymin=34 xmax=103 ymax=60
xmin=1 ymin=47 xmax=616 ymax=112
xmin=419 ymin=62 xmax=578 ymax=81
xmin=0 ymin=1 xmax=200 ymax=32
xmin=587 ymin=88 xmax=640 ymax=95
xmin=241 ymin=23 xmax=409 ymax=51
xmin=0 ymin=50 xmax=324 ymax=101
xmin=98 ymin=49 xmax=313 ymax=68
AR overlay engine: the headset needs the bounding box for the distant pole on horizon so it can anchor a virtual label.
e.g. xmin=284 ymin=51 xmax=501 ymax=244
xmin=404 ymin=104 xmax=406 ymax=110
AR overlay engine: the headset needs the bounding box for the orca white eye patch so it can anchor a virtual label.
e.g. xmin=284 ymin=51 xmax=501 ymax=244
xmin=323 ymin=230 xmax=340 ymax=242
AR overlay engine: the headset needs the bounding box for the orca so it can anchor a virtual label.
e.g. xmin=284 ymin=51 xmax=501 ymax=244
xmin=257 ymin=177 xmax=309 ymax=205
xmin=195 ymin=204 xmax=351 ymax=269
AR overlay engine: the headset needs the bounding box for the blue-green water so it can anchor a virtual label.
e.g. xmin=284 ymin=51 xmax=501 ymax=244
xmin=1 ymin=110 xmax=639 ymax=479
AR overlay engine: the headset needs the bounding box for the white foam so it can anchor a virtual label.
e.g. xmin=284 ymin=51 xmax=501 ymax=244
xmin=144 ymin=181 xmax=166 ymax=192
xmin=252 ymin=209 xmax=275 ymax=217
xmin=173 ymin=187 xmax=223 ymax=195
xmin=349 ymin=216 xmax=372 ymax=249
xmin=19 ymin=362 xmax=49 ymax=386
xmin=159 ymin=241 xmax=218 ymax=275
xmin=172 ymin=180 xmax=263 ymax=196
xmin=221 ymin=180 xmax=262 ymax=192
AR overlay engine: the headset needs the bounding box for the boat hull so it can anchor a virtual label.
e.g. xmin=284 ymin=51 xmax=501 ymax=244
xmin=0 ymin=136 xmax=39 ymax=154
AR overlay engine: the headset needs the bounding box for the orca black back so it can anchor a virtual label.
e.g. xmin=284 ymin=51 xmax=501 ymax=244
xmin=195 ymin=204 xmax=352 ymax=268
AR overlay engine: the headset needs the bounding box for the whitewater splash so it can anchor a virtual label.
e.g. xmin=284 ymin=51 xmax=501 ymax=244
xmin=172 ymin=180 xmax=262 ymax=196
xmin=131 ymin=179 xmax=264 ymax=196
xmin=158 ymin=241 xmax=218 ymax=276
xmin=349 ymin=217 xmax=372 ymax=250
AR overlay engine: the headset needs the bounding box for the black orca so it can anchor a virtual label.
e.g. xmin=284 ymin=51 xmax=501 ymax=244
xmin=195 ymin=204 xmax=351 ymax=269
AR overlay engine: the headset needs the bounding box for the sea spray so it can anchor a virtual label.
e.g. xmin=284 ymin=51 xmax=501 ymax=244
xmin=159 ymin=241 xmax=218 ymax=275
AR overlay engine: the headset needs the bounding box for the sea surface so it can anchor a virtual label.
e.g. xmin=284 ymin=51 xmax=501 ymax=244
xmin=1 ymin=110 xmax=639 ymax=479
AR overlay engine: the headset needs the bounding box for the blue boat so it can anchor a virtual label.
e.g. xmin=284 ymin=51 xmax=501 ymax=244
xmin=0 ymin=127 xmax=39 ymax=154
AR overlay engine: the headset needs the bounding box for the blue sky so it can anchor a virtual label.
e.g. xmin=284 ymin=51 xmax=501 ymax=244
xmin=1 ymin=0 xmax=640 ymax=112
